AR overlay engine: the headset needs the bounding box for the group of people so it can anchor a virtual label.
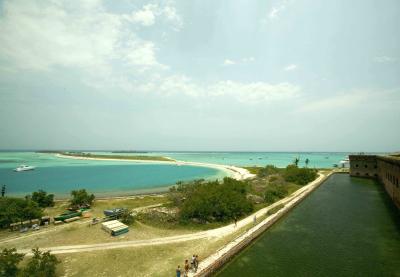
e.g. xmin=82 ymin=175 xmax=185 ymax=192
xmin=176 ymin=254 xmax=199 ymax=277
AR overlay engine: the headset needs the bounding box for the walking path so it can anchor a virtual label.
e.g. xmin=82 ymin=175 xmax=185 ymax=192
xmin=16 ymin=173 xmax=328 ymax=256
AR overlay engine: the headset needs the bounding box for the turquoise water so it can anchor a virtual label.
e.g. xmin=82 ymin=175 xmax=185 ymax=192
xmin=0 ymin=152 xmax=225 ymax=197
xmin=0 ymin=151 xmax=383 ymax=198
xmin=217 ymin=174 xmax=400 ymax=276
xmin=88 ymin=151 xmax=354 ymax=168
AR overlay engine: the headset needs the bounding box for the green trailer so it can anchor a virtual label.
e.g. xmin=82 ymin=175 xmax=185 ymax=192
xmin=54 ymin=211 xmax=82 ymax=222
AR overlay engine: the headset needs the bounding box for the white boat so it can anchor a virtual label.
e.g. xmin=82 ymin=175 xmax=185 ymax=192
xmin=14 ymin=165 xmax=35 ymax=172
xmin=339 ymin=157 xmax=350 ymax=168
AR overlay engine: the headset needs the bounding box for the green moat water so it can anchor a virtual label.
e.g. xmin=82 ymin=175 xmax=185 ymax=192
xmin=217 ymin=174 xmax=400 ymax=277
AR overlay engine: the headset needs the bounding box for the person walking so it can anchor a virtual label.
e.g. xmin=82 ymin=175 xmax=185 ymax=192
xmin=194 ymin=255 xmax=199 ymax=272
xmin=184 ymin=260 xmax=189 ymax=277
xmin=176 ymin=265 xmax=181 ymax=277
xmin=191 ymin=254 xmax=196 ymax=271
xmin=234 ymin=217 xmax=237 ymax=228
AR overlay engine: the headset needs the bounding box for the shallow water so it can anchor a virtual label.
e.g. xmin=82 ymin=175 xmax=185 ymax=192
xmin=0 ymin=152 xmax=225 ymax=197
xmin=0 ymin=164 xmax=222 ymax=198
xmin=217 ymin=174 xmax=400 ymax=276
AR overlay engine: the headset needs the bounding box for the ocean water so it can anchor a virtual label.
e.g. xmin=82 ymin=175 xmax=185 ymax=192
xmin=0 ymin=151 xmax=381 ymax=198
xmin=0 ymin=152 xmax=225 ymax=198
xmin=217 ymin=174 xmax=400 ymax=276
xmin=91 ymin=151 xmax=353 ymax=168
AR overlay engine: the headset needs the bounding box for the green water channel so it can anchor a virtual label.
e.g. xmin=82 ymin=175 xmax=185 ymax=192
xmin=217 ymin=174 xmax=400 ymax=277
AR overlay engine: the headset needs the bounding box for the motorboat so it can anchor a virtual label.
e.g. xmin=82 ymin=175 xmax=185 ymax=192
xmin=339 ymin=157 xmax=350 ymax=168
xmin=14 ymin=165 xmax=35 ymax=172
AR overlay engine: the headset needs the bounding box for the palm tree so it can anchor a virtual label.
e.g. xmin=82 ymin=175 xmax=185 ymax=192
xmin=305 ymin=158 xmax=310 ymax=168
xmin=293 ymin=157 xmax=300 ymax=167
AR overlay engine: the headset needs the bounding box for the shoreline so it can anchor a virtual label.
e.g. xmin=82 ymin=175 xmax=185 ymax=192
xmin=55 ymin=153 xmax=254 ymax=181
xmin=53 ymin=154 xmax=255 ymax=199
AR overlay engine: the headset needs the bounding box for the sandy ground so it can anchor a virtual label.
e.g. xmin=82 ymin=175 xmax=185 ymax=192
xmin=15 ymin=173 xmax=327 ymax=256
xmin=55 ymin=153 xmax=255 ymax=181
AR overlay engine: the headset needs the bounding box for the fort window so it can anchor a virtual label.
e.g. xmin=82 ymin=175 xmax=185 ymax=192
xmin=365 ymin=173 xmax=369 ymax=176
xmin=374 ymin=165 xmax=377 ymax=169
xmin=356 ymin=164 xmax=359 ymax=168
xmin=364 ymin=165 xmax=368 ymax=168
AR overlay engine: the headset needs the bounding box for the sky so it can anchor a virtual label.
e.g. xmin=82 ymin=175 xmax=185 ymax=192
xmin=0 ymin=0 xmax=399 ymax=152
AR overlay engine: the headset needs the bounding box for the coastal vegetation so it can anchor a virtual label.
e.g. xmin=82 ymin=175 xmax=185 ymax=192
xmin=59 ymin=152 xmax=174 ymax=162
xmin=0 ymin=248 xmax=59 ymax=277
xmin=170 ymin=178 xmax=254 ymax=223
xmin=28 ymin=190 xmax=54 ymax=208
xmin=0 ymin=197 xmax=43 ymax=229
xmin=69 ymin=189 xmax=95 ymax=208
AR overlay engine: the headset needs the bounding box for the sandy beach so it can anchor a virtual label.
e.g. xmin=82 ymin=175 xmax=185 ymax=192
xmin=55 ymin=153 xmax=255 ymax=181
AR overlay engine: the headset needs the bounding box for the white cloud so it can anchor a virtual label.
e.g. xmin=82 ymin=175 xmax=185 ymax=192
xmin=154 ymin=76 xmax=300 ymax=103
xmin=223 ymin=57 xmax=255 ymax=66
xmin=298 ymin=88 xmax=400 ymax=113
xmin=0 ymin=0 xmax=172 ymax=73
xmin=269 ymin=3 xmax=286 ymax=19
xmin=129 ymin=4 xmax=157 ymax=26
xmin=284 ymin=64 xmax=298 ymax=71
xmin=209 ymin=81 xmax=299 ymax=103
xmin=223 ymin=59 xmax=236 ymax=66
xmin=126 ymin=3 xmax=182 ymax=30
xmin=373 ymin=56 xmax=397 ymax=63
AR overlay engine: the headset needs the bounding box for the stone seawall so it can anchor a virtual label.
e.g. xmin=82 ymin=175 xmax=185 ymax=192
xmin=192 ymin=172 xmax=332 ymax=277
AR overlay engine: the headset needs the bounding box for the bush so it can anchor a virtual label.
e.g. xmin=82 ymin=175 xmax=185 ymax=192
xmin=120 ymin=210 xmax=135 ymax=225
xmin=264 ymin=184 xmax=288 ymax=204
xmin=20 ymin=248 xmax=59 ymax=277
xmin=70 ymin=189 xmax=95 ymax=208
xmin=0 ymin=198 xmax=43 ymax=228
xmin=30 ymin=190 xmax=54 ymax=207
xmin=175 ymin=178 xmax=253 ymax=223
xmin=0 ymin=248 xmax=25 ymax=277
xmin=283 ymin=165 xmax=318 ymax=186
xmin=257 ymin=165 xmax=280 ymax=178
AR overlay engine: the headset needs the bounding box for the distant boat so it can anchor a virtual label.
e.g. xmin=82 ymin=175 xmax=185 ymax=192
xmin=14 ymin=165 xmax=35 ymax=172
xmin=339 ymin=157 xmax=350 ymax=168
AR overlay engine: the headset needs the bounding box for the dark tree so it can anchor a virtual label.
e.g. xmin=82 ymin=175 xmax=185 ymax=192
xmin=31 ymin=190 xmax=55 ymax=207
xmin=120 ymin=210 xmax=135 ymax=225
xmin=70 ymin=189 xmax=95 ymax=208
xmin=0 ymin=198 xmax=43 ymax=229
xmin=0 ymin=248 xmax=25 ymax=277
xmin=293 ymin=157 xmax=300 ymax=167
xmin=20 ymin=248 xmax=60 ymax=277
xmin=1 ymin=185 xmax=5 ymax=197
xmin=305 ymin=158 xmax=310 ymax=167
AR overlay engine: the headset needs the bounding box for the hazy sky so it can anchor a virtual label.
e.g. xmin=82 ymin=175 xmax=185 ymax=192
xmin=0 ymin=0 xmax=399 ymax=152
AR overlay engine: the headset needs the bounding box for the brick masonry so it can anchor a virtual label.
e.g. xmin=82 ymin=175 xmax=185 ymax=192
xmin=349 ymin=155 xmax=400 ymax=209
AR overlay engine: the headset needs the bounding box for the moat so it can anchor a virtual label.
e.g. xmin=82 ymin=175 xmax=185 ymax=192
xmin=217 ymin=174 xmax=400 ymax=276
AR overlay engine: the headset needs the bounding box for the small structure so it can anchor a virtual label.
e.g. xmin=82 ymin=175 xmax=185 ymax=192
xmin=101 ymin=220 xmax=129 ymax=236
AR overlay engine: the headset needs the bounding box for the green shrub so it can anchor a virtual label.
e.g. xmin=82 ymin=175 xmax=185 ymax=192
xmin=264 ymin=185 xmax=288 ymax=204
xmin=69 ymin=189 xmax=95 ymax=208
xmin=20 ymin=248 xmax=59 ymax=277
xmin=257 ymin=165 xmax=280 ymax=178
xmin=0 ymin=248 xmax=24 ymax=277
xmin=30 ymin=190 xmax=54 ymax=207
xmin=0 ymin=198 xmax=43 ymax=228
xmin=283 ymin=165 xmax=317 ymax=186
xmin=174 ymin=178 xmax=253 ymax=223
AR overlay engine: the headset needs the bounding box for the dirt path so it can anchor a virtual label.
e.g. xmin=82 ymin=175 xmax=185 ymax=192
xmin=17 ymin=173 xmax=327 ymax=255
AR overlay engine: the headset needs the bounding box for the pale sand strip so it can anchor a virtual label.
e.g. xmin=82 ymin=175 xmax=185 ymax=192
xmin=16 ymin=172 xmax=331 ymax=256
xmin=55 ymin=153 xmax=255 ymax=181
